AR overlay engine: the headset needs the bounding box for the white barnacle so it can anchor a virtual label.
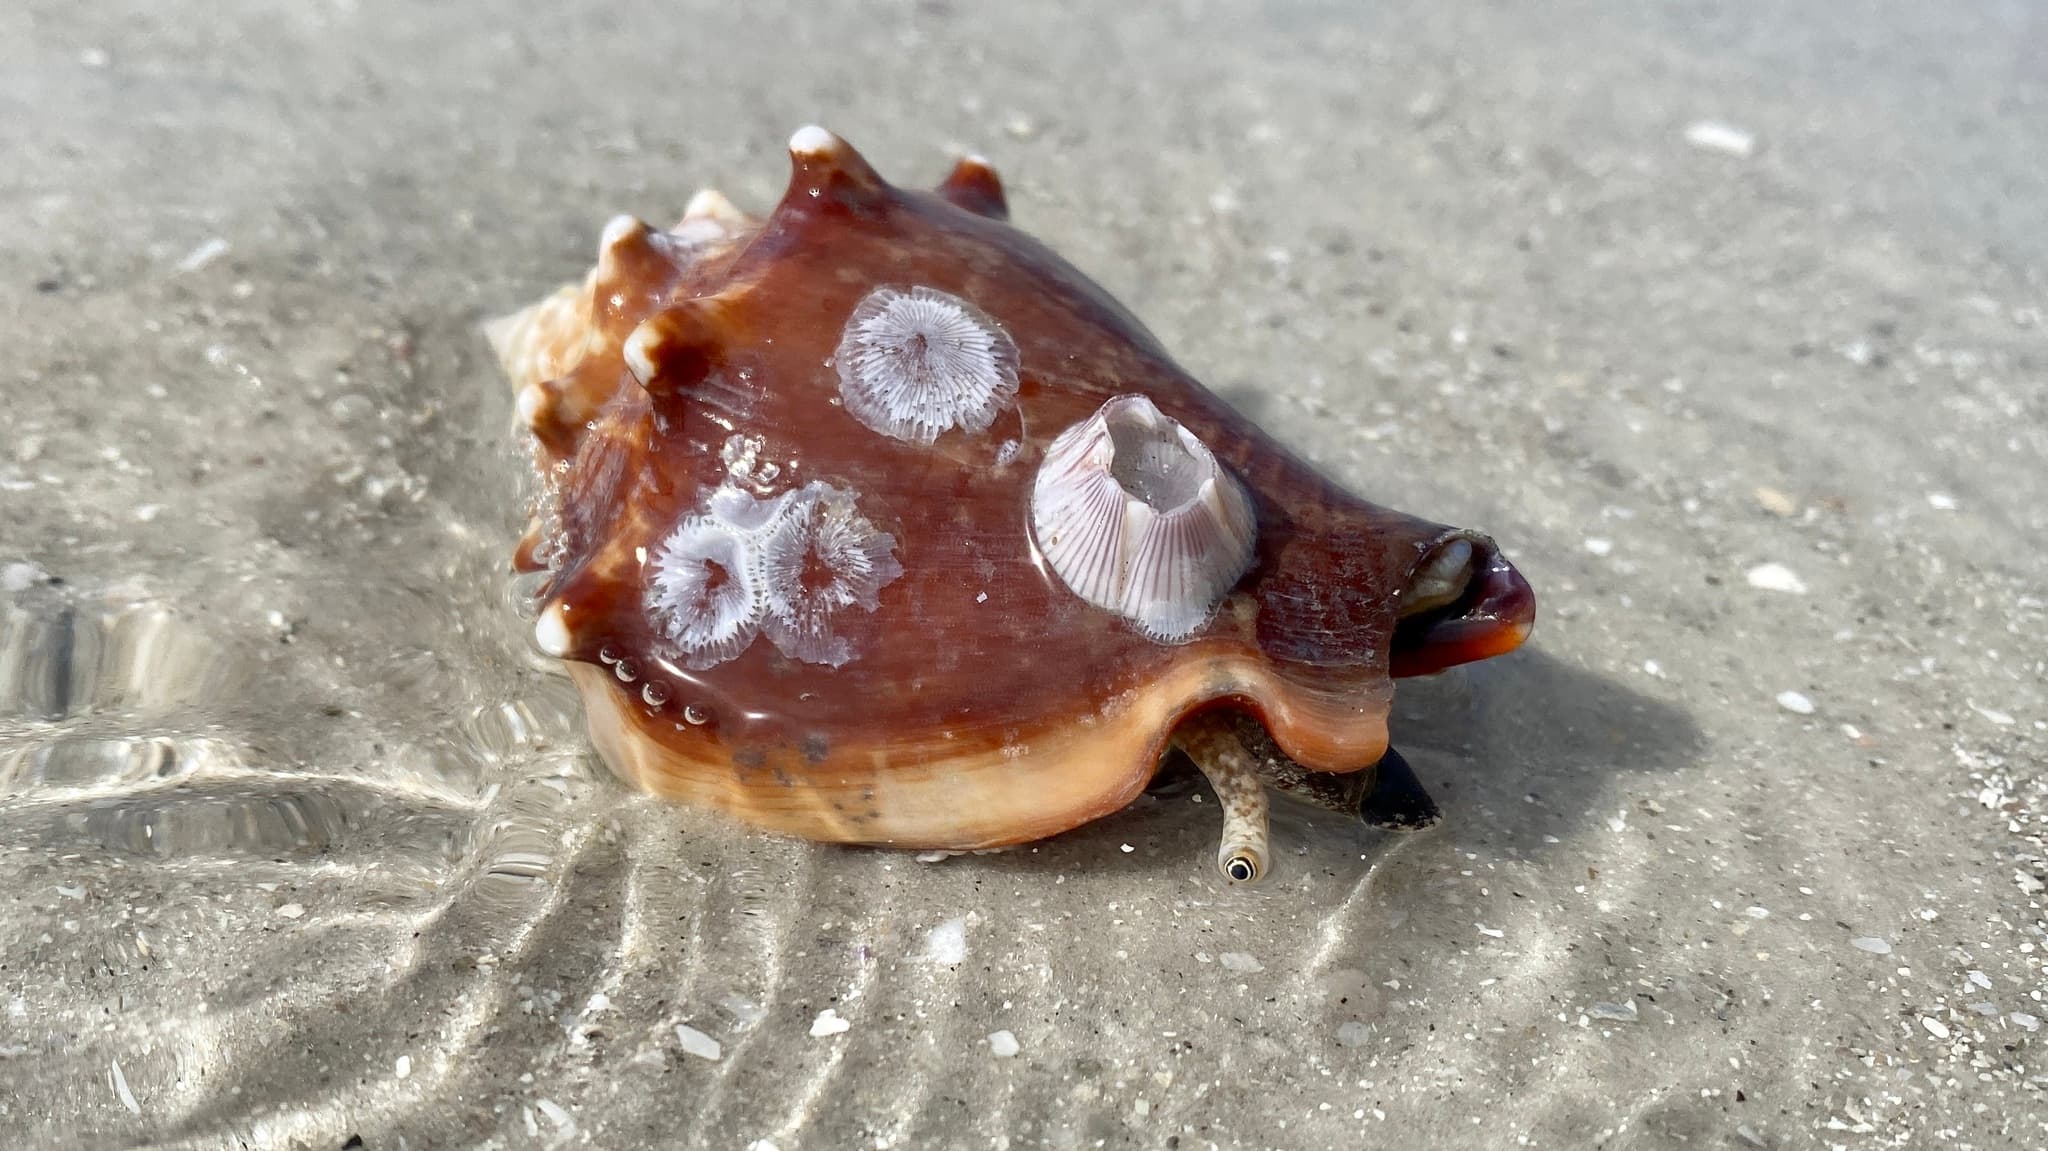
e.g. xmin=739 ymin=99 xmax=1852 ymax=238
xmin=1031 ymin=395 xmax=1257 ymax=642
xmin=648 ymin=512 xmax=762 ymax=669
xmin=833 ymin=285 xmax=1020 ymax=444
xmin=757 ymin=482 xmax=904 ymax=666
xmin=646 ymin=480 xmax=900 ymax=670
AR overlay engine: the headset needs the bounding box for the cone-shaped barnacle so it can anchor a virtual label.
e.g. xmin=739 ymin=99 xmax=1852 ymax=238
xmin=1032 ymin=395 xmax=1257 ymax=642
xmin=486 ymin=126 xmax=1538 ymax=885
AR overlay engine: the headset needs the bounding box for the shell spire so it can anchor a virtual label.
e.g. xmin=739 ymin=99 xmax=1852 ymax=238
xmin=784 ymin=126 xmax=890 ymax=212
xmin=935 ymin=155 xmax=1008 ymax=220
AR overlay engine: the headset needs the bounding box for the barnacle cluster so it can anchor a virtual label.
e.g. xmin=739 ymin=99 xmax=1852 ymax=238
xmin=649 ymin=483 xmax=901 ymax=669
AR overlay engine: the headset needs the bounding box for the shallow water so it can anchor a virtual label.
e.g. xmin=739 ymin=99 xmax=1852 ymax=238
xmin=6 ymin=1 xmax=2047 ymax=1148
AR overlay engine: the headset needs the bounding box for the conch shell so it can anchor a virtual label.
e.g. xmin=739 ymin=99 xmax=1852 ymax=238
xmin=487 ymin=127 xmax=1535 ymax=883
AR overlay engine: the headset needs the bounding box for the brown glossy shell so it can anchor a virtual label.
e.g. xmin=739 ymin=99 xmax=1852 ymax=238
xmin=489 ymin=130 xmax=1533 ymax=849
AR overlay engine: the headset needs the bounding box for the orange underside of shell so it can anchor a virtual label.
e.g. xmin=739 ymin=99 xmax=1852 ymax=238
xmin=571 ymin=656 xmax=1388 ymax=849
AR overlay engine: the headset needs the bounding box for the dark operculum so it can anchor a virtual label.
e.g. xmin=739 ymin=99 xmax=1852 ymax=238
xmin=1388 ymin=531 xmax=1536 ymax=678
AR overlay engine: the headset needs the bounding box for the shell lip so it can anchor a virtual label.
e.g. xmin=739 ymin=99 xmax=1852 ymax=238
xmin=1387 ymin=542 xmax=1536 ymax=677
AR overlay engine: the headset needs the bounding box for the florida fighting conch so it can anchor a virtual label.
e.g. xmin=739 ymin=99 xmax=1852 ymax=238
xmin=485 ymin=126 xmax=1536 ymax=884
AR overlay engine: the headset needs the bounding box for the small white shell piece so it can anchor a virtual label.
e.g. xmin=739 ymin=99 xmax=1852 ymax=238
xmin=1031 ymin=395 xmax=1256 ymax=642
xmin=647 ymin=481 xmax=902 ymax=669
xmin=834 ymin=286 xmax=1020 ymax=444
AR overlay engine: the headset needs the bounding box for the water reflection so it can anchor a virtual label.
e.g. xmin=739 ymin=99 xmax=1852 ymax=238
xmin=0 ymin=602 xmax=238 ymax=720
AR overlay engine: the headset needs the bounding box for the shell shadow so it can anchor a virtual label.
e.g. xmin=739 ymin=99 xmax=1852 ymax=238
xmin=1388 ymin=646 xmax=1705 ymax=857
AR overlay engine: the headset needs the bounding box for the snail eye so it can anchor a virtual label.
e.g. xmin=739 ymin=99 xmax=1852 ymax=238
xmin=1226 ymin=856 xmax=1258 ymax=883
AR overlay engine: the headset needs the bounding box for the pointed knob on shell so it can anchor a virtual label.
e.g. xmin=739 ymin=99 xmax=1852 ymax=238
xmin=512 ymin=374 xmax=609 ymax=453
xmin=680 ymin=188 xmax=750 ymax=230
xmin=485 ymin=283 xmax=587 ymax=393
xmin=935 ymin=155 xmax=1008 ymax=220
xmin=784 ymin=125 xmax=890 ymax=211
xmin=533 ymin=599 xmax=585 ymax=659
xmin=672 ymin=188 xmax=757 ymax=251
xmin=592 ymin=215 xmax=682 ymax=297
xmin=623 ymin=296 xmax=738 ymax=401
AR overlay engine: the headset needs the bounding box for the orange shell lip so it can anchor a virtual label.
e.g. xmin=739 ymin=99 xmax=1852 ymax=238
xmin=1388 ymin=549 xmax=1536 ymax=678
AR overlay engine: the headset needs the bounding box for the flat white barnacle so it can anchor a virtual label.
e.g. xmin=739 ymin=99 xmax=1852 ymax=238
xmin=833 ymin=285 xmax=1020 ymax=444
xmin=648 ymin=514 xmax=763 ymax=669
xmin=1031 ymin=395 xmax=1257 ymax=642
xmin=757 ymin=482 xmax=904 ymax=666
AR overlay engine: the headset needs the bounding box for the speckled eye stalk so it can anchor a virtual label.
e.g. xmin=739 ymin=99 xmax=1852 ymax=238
xmin=834 ymin=285 xmax=1020 ymax=444
xmin=1174 ymin=713 xmax=1272 ymax=885
xmin=1032 ymin=395 xmax=1257 ymax=642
